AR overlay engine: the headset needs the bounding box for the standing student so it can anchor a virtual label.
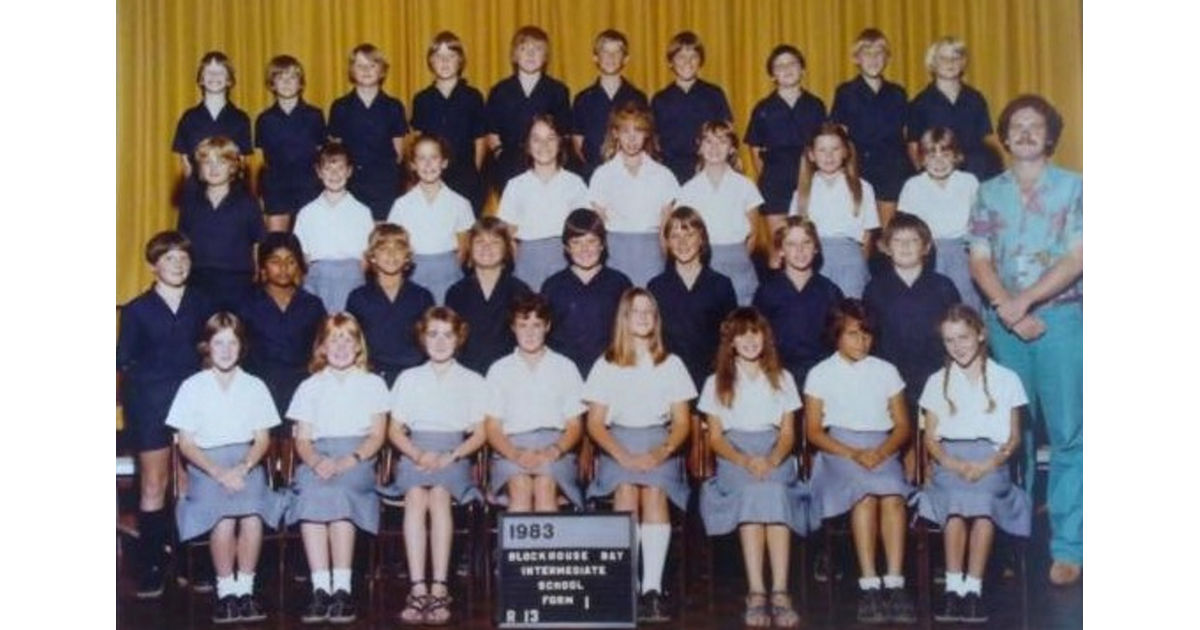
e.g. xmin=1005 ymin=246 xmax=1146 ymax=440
xmin=173 ymin=51 xmax=252 ymax=186
xmin=916 ymin=305 xmax=1032 ymax=624
xmin=496 ymin=114 xmax=588 ymax=290
xmin=571 ymin=29 xmax=649 ymax=180
xmin=831 ymin=29 xmax=913 ymax=228
xmin=804 ymin=299 xmax=916 ymax=625
xmin=381 ymin=307 xmax=488 ymax=626
xmin=238 ymin=232 xmax=328 ymax=418
xmin=345 ymin=224 xmax=436 ymax=388
xmin=752 ymin=217 xmax=843 ymax=390
xmin=698 ymin=308 xmax=813 ymax=629
xmin=677 ymin=120 xmax=764 ymax=305
xmin=166 ymin=312 xmax=285 ymax=624
xmin=485 ymin=25 xmax=572 ymax=194
xmin=328 ymin=43 xmax=409 ymax=221
xmin=863 ymin=213 xmax=961 ymax=414
xmin=484 ymin=294 xmax=586 ymax=512
xmin=907 ymin=37 xmax=1003 ymax=181
xmin=117 ymin=231 xmax=214 ymax=599
xmin=968 ymin=95 xmax=1082 ymax=586
xmin=584 ymin=289 xmax=696 ymax=623
xmin=293 ymin=142 xmax=375 ymax=313
xmin=789 ymin=122 xmax=880 ymax=298
xmin=745 ymin=44 xmax=827 ymax=236
xmin=541 ymin=209 xmax=633 ymax=376
xmin=648 ymin=207 xmax=738 ymax=390
xmin=177 ymin=135 xmax=265 ymax=312
xmin=255 ymin=55 xmax=326 ymax=232
xmin=445 ymin=218 xmax=534 ymax=375
xmin=587 ymin=103 xmax=679 ymax=287
xmin=410 ymin=31 xmax=488 ymax=216
xmin=387 ymin=133 xmax=474 ymax=304
xmin=286 ymin=313 xmax=388 ymax=625
xmin=897 ymin=127 xmax=982 ymax=311
xmin=651 ymin=31 xmax=734 ymax=185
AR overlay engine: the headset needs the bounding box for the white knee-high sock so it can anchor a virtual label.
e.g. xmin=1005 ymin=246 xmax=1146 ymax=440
xmin=638 ymin=523 xmax=671 ymax=594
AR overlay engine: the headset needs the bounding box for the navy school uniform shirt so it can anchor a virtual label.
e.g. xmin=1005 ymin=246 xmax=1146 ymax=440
xmin=327 ymin=90 xmax=409 ymax=220
xmin=907 ymin=83 xmax=1002 ymax=181
xmin=863 ymin=265 xmax=961 ymax=404
xmin=411 ymin=80 xmax=488 ymax=215
xmin=254 ymin=99 xmax=326 ymax=215
xmin=237 ymin=287 xmax=328 ymax=415
xmin=444 ymin=270 xmax=533 ymax=375
xmin=176 ymin=184 xmax=265 ymax=273
xmin=345 ymin=280 xmax=435 ymax=388
xmin=571 ymin=78 xmax=648 ymax=180
xmin=541 ymin=266 xmax=632 ymax=376
xmin=485 ymin=74 xmax=573 ymax=192
xmin=648 ymin=265 xmax=738 ymax=390
xmin=652 ymin=79 xmax=734 ymax=185
xmin=831 ymin=76 xmax=913 ymax=202
xmin=117 ymin=286 xmax=215 ymax=428
xmin=744 ymin=90 xmax=827 ymax=213
xmin=752 ymin=271 xmax=844 ymax=389
xmin=172 ymin=102 xmax=253 ymax=171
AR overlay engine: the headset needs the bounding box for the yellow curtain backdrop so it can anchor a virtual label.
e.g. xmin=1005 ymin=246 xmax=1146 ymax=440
xmin=116 ymin=0 xmax=1082 ymax=303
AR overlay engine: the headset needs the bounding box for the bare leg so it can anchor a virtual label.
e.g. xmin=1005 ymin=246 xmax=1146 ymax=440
xmin=613 ymin=483 xmax=639 ymax=519
xmin=329 ymin=520 xmax=357 ymax=571
xmin=429 ymin=487 xmax=454 ymax=583
xmin=210 ymin=518 xmax=237 ymax=578
xmin=765 ymin=524 xmax=792 ymax=593
xmin=850 ymin=496 xmax=880 ymax=578
xmin=532 ymin=475 xmax=559 ymax=512
xmin=138 ymin=447 xmax=172 ymax=510
xmin=301 ymin=523 xmax=330 ymax=572
xmin=640 ymin=486 xmax=669 ymax=524
xmin=943 ymin=517 xmax=968 ymax=575
xmin=740 ymin=524 xmax=767 ymax=594
xmin=966 ymin=518 xmax=995 ymax=580
xmin=876 ymin=201 xmax=897 ymax=229
xmin=507 ymin=474 xmax=534 ymax=512
xmin=235 ymin=515 xmax=263 ymax=576
xmin=404 ymin=487 xmax=431 ymax=582
xmin=266 ymin=214 xmax=291 ymax=233
xmin=880 ymin=496 xmax=907 ymax=577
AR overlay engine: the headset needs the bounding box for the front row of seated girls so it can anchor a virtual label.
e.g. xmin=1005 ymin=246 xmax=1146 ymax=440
xmin=157 ymin=248 xmax=1031 ymax=626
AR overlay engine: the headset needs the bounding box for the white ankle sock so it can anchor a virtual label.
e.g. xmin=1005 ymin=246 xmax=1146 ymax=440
xmin=946 ymin=572 xmax=966 ymax=596
xmin=883 ymin=574 xmax=905 ymax=589
xmin=311 ymin=571 xmax=332 ymax=594
xmin=963 ymin=575 xmax=983 ymax=595
xmin=236 ymin=572 xmax=255 ymax=596
xmin=331 ymin=568 xmax=353 ymax=593
xmin=216 ymin=574 xmax=237 ymax=598
xmin=858 ymin=576 xmax=882 ymax=591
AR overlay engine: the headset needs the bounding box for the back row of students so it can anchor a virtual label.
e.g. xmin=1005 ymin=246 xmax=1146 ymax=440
xmin=174 ymin=26 xmax=1001 ymax=242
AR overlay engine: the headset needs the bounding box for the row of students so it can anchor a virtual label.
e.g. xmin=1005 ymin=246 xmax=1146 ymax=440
xmin=173 ymin=27 xmax=1002 ymax=230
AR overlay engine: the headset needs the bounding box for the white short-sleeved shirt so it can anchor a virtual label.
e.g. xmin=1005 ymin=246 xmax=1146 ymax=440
xmin=788 ymin=173 xmax=880 ymax=242
xmin=294 ymin=193 xmax=376 ymax=261
xmin=918 ymin=359 xmax=1028 ymax=445
xmin=166 ymin=368 xmax=281 ymax=449
xmin=698 ymin=367 xmax=801 ymax=432
xmin=386 ymin=186 xmax=474 ymax=255
xmin=390 ymin=361 xmax=488 ymax=432
xmin=588 ymin=156 xmax=680 ymax=233
xmin=804 ymin=354 xmax=905 ymax=431
xmin=497 ymin=169 xmax=589 ymax=241
xmin=896 ymin=171 xmax=980 ymax=240
xmin=485 ymin=349 xmax=586 ymax=435
xmin=287 ymin=368 xmax=390 ymax=439
xmin=583 ymin=354 xmax=697 ymax=428
xmin=677 ymin=170 xmax=764 ymax=245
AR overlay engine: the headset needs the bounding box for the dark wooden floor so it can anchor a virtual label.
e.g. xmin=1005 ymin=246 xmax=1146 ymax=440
xmin=116 ymin=507 xmax=1081 ymax=629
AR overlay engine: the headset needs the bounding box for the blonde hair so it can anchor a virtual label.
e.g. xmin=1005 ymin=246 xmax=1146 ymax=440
xmin=265 ymin=54 xmax=304 ymax=90
xmin=348 ymin=43 xmax=389 ymax=82
xmin=366 ymin=223 xmax=415 ymax=277
xmin=194 ymin=136 xmax=243 ymax=178
xmin=924 ymin=37 xmax=967 ymax=73
xmin=940 ymin=305 xmax=995 ymax=415
xmin=604 ymin=288 xmax=667 ymax=367
xmin=695 ymin=120 xmax=743 ymax=174
xmin=851 ymin=28 xmax=890 ymax=57
xmin=310 ymin=313 xmax=370 ymax=372
xmin=195 ymin=51 xmax=235 ymax=88
xmin=601 ymin=102 xmax=660 ymax=161
xmin=796 ymin=123 xmax=863 ymax=217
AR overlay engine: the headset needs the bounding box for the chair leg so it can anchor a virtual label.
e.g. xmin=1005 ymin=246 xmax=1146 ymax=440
xmin=916 ymin=521 xmax=932 ymax=630
xmin=824 ymin=525 xmax=837 ymax=625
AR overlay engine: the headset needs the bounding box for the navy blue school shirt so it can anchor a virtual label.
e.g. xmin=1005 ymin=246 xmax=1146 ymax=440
xmin=444 ymin=271 xmax=533 ymax=375
xmin=652 ymin=79 xmax=734 ymax=185
xmin=648 ymin=265 xmax=738 ymax=390
xmin=907 ymin=83 xmax=1003 ymax=181
xmin=411 ymin=80 xmax=488 ymax=215
xmin=541 ymin=266 xmax=632 ymax=376
xmin=831 ymin=76 xmax=913 ymax=201
xmin=752 ymin=271 xmax=844 ymax=389
xmin=571 ymin=78 xmax=648 ymax=180
xmin=863 ymin=265 xmax=961 ymax=403
xmin=254 ymin=99 xmax=326 ymax=214
xmin=117 ymin=286 xmax=215 ymax=426
xmin=485 ymin=74 xmax=573 ymax=192
xmin=238 ymin=287 xmax=328 ymax=415
xmin=345 ymin=280 xmax=435 ymax=388
xmin=327 ymin=90 xmax=409 ymax=220
xmin=744 ymin=91 xmax=827 ymax=213
xmin=176 ymin=184 xmax=265 ymax=272
xmin=172 ymin=102 xmax=253 ymax=168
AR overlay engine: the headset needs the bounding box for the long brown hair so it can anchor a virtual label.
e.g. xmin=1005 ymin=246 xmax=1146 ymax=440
xmin=712 ymin=308 xmax=785 ymax=408
xmin=796 ymin=122 xmax=864 ymax=217
xmin=601 ymin=102 xmax=661 ymax=161
xmin=604 ymin=288 xmax=668 ymax=367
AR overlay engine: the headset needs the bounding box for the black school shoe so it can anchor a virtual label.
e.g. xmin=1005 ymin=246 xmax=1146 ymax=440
xmin=934 ymin=591 xmax=963 ymax=623
xmin=238 ymin=593 xmax=267 ymax=623
xmin=960 ymin=592 xmax=989 ymax=624
xmin=135 ymin=565 xmax=166 ymax=600
xmin=327 ymin=589 xmax=358 ymax=624
xmin=300 ymin=589 xmax=331 ymax=624
xmin=884 ymin=587 xmax=917 ymax=624
xmin=212 ymin=595 xmax=241 ymax=625
xmin=856 ymin=589 xmax=887 ymax=625
xmin=637 ymin=590 xmax=671 ymax=624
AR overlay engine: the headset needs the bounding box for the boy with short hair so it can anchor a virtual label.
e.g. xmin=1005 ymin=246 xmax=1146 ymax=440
xmin=571 ymin=29 xmax=648 ymax=180
xmin=255 ymin=55 xmax=326 ymax=232
xmin=650 ymin=31 xmax=733 ymax=184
